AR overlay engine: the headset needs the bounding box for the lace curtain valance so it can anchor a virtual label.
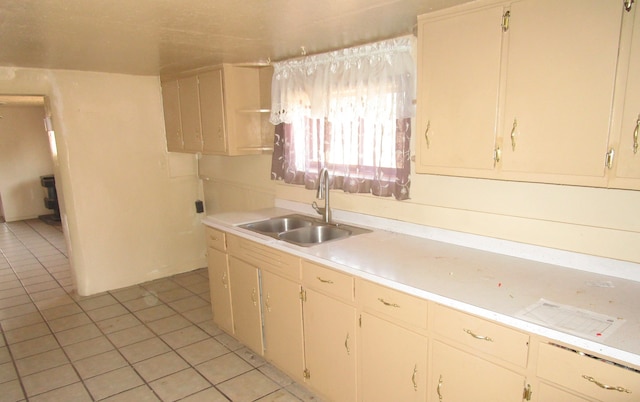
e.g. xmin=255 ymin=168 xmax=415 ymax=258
xmin=270 ymin=36 xmax=416 ymax=125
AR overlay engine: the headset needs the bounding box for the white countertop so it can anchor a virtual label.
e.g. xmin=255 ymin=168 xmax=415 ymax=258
xmin=203 ymin=205 xmax=640 ymax=368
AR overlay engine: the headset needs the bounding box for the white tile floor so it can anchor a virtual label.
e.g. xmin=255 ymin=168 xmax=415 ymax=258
xmin=0 ymin=219 xmax=320 ymax=401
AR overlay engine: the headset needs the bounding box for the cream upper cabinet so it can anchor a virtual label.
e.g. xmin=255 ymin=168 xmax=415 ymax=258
xmin=500 ymin=0 xmax=622 ymax=186
xmin=416 ymin=4 xmax=505 ymax=176
xmin=611 ymin=4 xmax=640 ymax=190
xmin=160 ymin=64 xmax=274 ymax=156
xmin=161 ymin=80 xmax=183 ymax=152
xmin=178 ymin=76 xmax=203 ymax=153
xmin=416 ymin=0 xmax=629 ymax=189
xmin=199 ymin=68 xmax=227 ymax=154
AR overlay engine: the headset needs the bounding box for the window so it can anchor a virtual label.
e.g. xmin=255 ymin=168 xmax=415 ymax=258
xmin=270 ymin=36 xmax=415 ymax=200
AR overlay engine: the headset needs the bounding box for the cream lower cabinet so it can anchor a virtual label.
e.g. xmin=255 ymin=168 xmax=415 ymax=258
xmin=205 ymin=227 xmax=233 ymax=335
xmin=430 ymin=303 xmax=531 ymax=401
xmin=228 ymin=256 xmax=263 ymax=354
xmin=261 ymin=269 xmax=305 ymax=383
xmin=431 ymin=340 xmax=526 ymax=402
xmin=302 ymin=260 xmax=357 ymax=402
xmin=358 ymin=279 xmax=429 ymax=402
xmin=536 ymin=342 xmax=639 ymax=402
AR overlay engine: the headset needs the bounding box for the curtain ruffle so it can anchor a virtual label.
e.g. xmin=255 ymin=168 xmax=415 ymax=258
xmin=270 ymin=36 xmax=416 ymax=125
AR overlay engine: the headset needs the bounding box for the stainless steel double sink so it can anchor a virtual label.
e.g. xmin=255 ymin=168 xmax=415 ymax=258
xmin=238 ymin=214 xmax=371 ymax=247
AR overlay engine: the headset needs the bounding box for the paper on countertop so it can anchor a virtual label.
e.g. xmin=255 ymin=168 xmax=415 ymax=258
xmin=516 ymin=299 xmax=626 ymax=341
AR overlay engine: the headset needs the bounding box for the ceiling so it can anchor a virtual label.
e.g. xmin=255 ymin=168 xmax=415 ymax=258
xmin=0 ymin=0 xmax=472 ymax=77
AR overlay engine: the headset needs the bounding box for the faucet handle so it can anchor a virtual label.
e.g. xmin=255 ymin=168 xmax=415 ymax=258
xmin=312 ymin=201 xmax=325 ymax=216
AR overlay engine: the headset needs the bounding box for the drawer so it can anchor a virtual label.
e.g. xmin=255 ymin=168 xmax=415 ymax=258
xmin=432 ymin=304 xmax=529 ymax=367
xmin=302 ymin=260 xmax=354 ymax=302
xmin=227 ymin=234 xmax=300 ymax=280
xmin=358 ymin=279 xmax=428 ymax=330
xmin=537 ymin=342 xmax=639 ymax=402
xmin=206 ymin=227 xmax=226 ymax=251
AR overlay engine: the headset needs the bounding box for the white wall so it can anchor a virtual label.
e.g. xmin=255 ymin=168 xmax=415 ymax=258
xmin=198 ymin=130 xmax=640 ymax=266
xmin=0 ymin=105 xmax=54 ymax=221
xmin=0 ymin=67 xmax=206 ymax=295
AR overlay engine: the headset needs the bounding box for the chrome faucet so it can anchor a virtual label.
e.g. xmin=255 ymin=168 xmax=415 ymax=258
xmin=312 ymin=167 xmax=331 ymax=223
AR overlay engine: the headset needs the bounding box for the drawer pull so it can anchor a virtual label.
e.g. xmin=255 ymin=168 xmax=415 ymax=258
xmin=463 ymin=328 xmax=493 ymax=342
xmin=411 ymin=364 xmax=418 ymax=391
xmin=316 ymin=276 xmax=334 ymax=284
xmin=582 ymin=375 xmax=632 ymax=394
xmin=378 ymin=298 xmax=400 ymax=308
xmin=437 ymin=374 xmax=443 ymax=401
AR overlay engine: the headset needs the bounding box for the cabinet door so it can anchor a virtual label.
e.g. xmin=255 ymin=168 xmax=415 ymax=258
xmin=500 ymin=0 xmax=622 ymax=185
xmin=416 ymin=5 xmax=505 ymax=176
xmin=303 ymin=288 xmax=357 ymax=402
xmin=199 ymin=69 xmax=228 ymax=154
xmin=430 ymin=340 xmax=525 ymax=402
xmin=537 ymin=382 xmax=591 ymax=402
xmin=178 ymin=76 xmax=203 ymax=152
xmin=360 ymin=313 xmax=427 ymax=402
xmin=612 ymin=6 xmax=640 ymax=189
xmin=228 ymin=256 xmax=263 ymax=354
xmin=161 ymin=80 xmax=183 ymax=152
xmin=207 ymin=247 xmax=233 ymax=334
xmin=261 ymin=270 xmax=305 ymax=383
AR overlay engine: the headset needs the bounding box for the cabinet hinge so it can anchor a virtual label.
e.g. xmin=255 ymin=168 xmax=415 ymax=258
xmin=299 ymin=290 xmax=307 ymax=302
xmin=605 ymin=148 xmax=615 ymax=169
xmin=523 ymin=384 xmax=532 ymax=401
xmin=501 ymin=10 xmax=511 ymax=32
xmin=625 ymin=0 xmax=635 ymax=12
xmin=303 ymin=368 xmax=311 ymax=379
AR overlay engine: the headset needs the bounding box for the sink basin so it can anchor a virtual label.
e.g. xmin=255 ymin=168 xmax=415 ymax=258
xmin=239 ymin=216 xmax=313 ymax=235
xmin=238 ymin=214 xmax=371 ymax=246
xmin=278 ymin=225 xmax=351 ymax=246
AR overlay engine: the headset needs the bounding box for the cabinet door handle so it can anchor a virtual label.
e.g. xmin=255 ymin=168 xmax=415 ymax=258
xmin=377 ymin=298 xmax=400 ymax=308
xmin=463 ymin=328 xmax=493 ymax=342
xmin=424 ymin=120 xmax=431 ymax=149
xmin=493 ymin=147 xmax=501 ymax=167
xmin=633 ymin=115 xmax=639 ymax=154
xmin=344 ymin=332 xmax=351 ymax=355
xmin=251 ymin=288 xmax=257 ymax=306
xmin=316 ymin=276 xmax=334 ymax=284
xmin=437 ymin=374 xmax=443 ymax=401
xmin=221 ymin=272 xmax=228 ymax=289
xmin=510 ymin=119 xmax=518 ymax=151
xmin=411 ymin=364 xmax=418 ymax=391
xmin=582 ymin=375 xmax=632 ymax=393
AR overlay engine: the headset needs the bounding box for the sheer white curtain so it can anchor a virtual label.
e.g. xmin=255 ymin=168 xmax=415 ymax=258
xmin=270 ymin=36 xmax=415 ymax=200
